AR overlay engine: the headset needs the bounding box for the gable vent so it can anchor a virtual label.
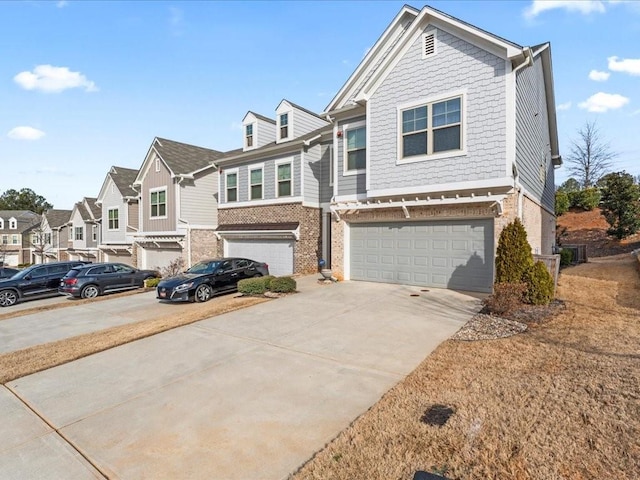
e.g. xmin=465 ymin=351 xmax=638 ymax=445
xmin=422 ymin=30 xmax=437 ymax=58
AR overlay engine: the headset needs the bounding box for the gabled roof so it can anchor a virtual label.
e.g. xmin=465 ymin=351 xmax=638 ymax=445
xmin=243 ymin=111 xmax=276 ymax=125
xmin=154 ymin=137 xmax=226 ymax=175
xmin=43 ymin=209 xmax=71 ymax=229
xmin=71 ymin=198 xmax=100 ymax=223
xmin=0 ymin=210 xmax=40 ymax=234
xmin=85 ymin=198 xmax=101 ymax=219
xmin=324 ymin=4 xmax=526 ymax=114
xmin=110 ymin=166 xmax=138 ymax=197
xmin=277 ymin=99 xmax=327 ymax=121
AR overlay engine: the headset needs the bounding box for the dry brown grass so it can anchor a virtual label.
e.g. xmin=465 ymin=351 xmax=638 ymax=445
xmin=292 ymin=254 xmax=640 ymax=480
xmin=0 ymin=295 xmax=268 ymax=384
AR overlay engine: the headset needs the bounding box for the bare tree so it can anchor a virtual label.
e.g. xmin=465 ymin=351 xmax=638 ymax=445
xmin=565 ymin=121 xmax=617 ymax=188
xmin=29 ymin=225 xmax=51 ymax=264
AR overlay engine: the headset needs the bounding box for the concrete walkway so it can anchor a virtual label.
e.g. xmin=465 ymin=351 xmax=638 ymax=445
xmin=1 ymin=276 xmax=482 ymax=479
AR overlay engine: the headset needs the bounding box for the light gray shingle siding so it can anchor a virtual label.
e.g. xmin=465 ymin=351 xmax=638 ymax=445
xmin=368 ymin=26 xmax=507 ymax=191
xmin=515 ymin=56 xmax=555 ymax=211
xmin=336 ymin=116 xmax=366 ymax=197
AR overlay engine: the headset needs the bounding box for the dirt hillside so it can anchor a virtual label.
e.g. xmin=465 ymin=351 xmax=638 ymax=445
xmin=557 ymin=207 xmax=640 ymax=257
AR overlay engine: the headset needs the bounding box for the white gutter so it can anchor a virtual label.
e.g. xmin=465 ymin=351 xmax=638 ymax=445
xmin=513 ymin=47 xmax=533 ymax=74
xmin=214 ymin=227 xmax=300 ymax=241
xmin=303 ymin=134 xmax=322 ymax=147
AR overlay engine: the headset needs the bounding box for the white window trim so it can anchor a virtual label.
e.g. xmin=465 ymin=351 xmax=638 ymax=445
xmin=154 ymin=157 xmax=161 ymax=172
xmin=396 ymin=90 xmax=467 ymax=165
xmin=277 ymin=111 xmax=293 ymax=142
xmin=108 ymin=207 xmax=120 ymax=231
xmin=74 ymin=226 xmax=84 ymax=241
xmin=329 ymin=145 xmax=334 ymax=187
xmin=224 ymin=168 xmax=239 ymax=203
xmin=92 ymin=224 xmax=98 ymax=242
xmin=0 ymin=218 xmax=3 ymax=229
xmin=149 ymin=186 xmax=168 ymax=219
xmin=12 ymin=234 xmax=18 ymax=245
xmin=342 ymin=120 xmax=367 ymax=177
xmin=9 ymin=217 xmax=17 ymax=230
xmin=248 ymin=164 xmax=264 ymax=201
xmin=244 ymin=122 xmax=257 ymax=150
xmin=421 ymin=28 xmax=437 ymax=59
xmin=275 ymin=158 xmax=294 ymax=198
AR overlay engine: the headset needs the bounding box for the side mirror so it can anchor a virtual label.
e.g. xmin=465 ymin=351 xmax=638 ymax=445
xmin=24 ymin=274 xmax=32 ymax=281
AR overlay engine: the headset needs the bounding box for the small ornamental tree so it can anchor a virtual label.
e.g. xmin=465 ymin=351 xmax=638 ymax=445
xmin=599 ymin=171 xmax=640 ymax=240
xmin=495 ymin=218 xmax=534 ymax=284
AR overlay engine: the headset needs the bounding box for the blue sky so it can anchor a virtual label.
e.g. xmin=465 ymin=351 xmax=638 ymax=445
xmin=1 ymin=0 xmax=639 ymax=209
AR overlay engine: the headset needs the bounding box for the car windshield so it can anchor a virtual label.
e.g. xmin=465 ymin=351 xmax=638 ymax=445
xmin=9 ymin=268 xmax=33 ymax=280
xmin=186 ymin=261 xmax=220 ymax=274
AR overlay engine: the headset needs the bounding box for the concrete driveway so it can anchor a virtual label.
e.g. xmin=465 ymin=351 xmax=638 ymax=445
xmin=1 ymin=276 xmax=482 ymax=479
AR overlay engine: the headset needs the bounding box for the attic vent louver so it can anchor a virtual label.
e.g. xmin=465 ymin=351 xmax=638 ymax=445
xmin=422 ymin=30 xmax=436 ymax=58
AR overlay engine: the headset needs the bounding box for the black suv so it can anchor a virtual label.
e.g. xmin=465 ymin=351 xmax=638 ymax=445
xmin=59 ymin=262 xmax=161 ymax=299
xmin=0 ymin=261 xmax=91 ymax=307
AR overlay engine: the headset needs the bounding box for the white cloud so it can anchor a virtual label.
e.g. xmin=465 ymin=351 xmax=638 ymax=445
xmin=524 ymin=1 xmax=606 ymax=18
xmin=578 ymin=92 xmax=629 ymax=112
xmin=588 ymin=70 xmax=610 ymax=81
xmin=7 ymin=126 xmax=46 ymax=140
xmin=14 ymin=65 xmax=98 ymax=93
xmin=557 ymin=102 xmax=572 ymax=111
xmin=607 ymin=56 xmax=640 ymax=76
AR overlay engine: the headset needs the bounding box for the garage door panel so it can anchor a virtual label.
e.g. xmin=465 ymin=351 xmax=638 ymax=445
xmin=226 ymin=239 xmax=293 ymax=277
xmin=350 ymin=219 xmax=493 ymax=293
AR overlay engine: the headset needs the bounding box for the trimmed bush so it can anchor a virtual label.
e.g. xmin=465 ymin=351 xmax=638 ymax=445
xmin=262 ymin=275 xmax=275 ymax=289
xmin=144 ymin=277 xmax=160 ymax=288
xmin=237 ymin=277 xmax=269 ymax=295
xmin=483 ymin=282 xmax=527 ymax=316
xmin=495 ymin=218 xmax=534 ymax=284
xmin=523 ymin=261 xmax=555 ymax=305
xmin=269 ymin=276 xmax=297 ymax=293
xmin=560 ymin=248 xmax=573 ymax=267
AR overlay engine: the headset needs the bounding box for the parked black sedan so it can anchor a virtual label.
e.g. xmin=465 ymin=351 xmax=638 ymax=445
xmin=59 ymin=263 xmax=161 ymax=299
xmin=157 ymin=257 xmax=269 ymax=303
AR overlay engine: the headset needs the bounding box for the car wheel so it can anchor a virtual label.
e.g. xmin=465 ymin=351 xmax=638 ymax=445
xmin=81 ymin=285 xmax=100 ymax=299
xmin=253 ymin=273 xmax=262 ymax=278
xmin=0 ymin=289 xmax=18 ymax=307
xmin=194 ymin=284 xmax=212 ymax=303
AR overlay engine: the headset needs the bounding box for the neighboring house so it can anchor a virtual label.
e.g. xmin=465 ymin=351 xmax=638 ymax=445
xmin=0 ymin=211 xmax=40 ymax=266
xmin=320 ymin=4 xmax=561 ymax=293
xmin=132 ymin=137 xmax=229 ymax=270
xmin=67 ymin=198 xmax=102 ymax=262
xmin=214 ymin=101 xmax=331 ymax=276
xmin=38 ymin=209 xmax=72 ymax=263
xmin=96 ymin=166 xmax=140 ymax=264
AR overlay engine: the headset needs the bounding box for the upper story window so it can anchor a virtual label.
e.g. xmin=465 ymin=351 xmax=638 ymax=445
xmin=225 ymin=171 xmax=238 ymax=202
xmin=44 ymin=233 xmax=51 ymax=245
xmin=400 ymin=95 xmax=462 ymax=161
xmin=277 ymin=163 xmax=292 ymax=197
xmin=150 ymin=189 xmax=167 ymax=218
xmin=11 ymin=235 xmax=18 ymax=245
xmin=9 ymin=218 xmax=17 ymax=229
xmin=249 ymin=167 xmax=263 ymax=200
xmin=0 ymin=218 xmax=3 ymax=229
xmin=279 ymin=113 xmax=290 ymax=140
xmin=74 ymin=226 xmax=83 ymax=241
xmin=1 ymin=235 xmax=7 ymax=245
xmin=345 ymin=126 xmax=366 ymax=172
xmin=108 ymin=208 xmax=119 ymax=230
xmin=92 ymin=225 xmax=98 ymax=242
xmin=245 ymin=124 xmax=254 ymax=148
xmin=31 ymin=233 xmax=40 ymax=245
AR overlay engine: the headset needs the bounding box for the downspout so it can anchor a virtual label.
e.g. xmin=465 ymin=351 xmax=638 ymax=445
xmin=511 ymin=47 xmax=532 ymax=221
xmin=513 ymin=47 xmax=533 ymax=75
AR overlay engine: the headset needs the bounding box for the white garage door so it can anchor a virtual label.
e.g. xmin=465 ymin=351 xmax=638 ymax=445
xmin=350 ymin=219 xmax=494 ymax=293
xmin=143 ymin=248 xmax=182 ymax=271
xmin=225 ymin=239 xmax=294 ymax=276
xmin=104 ymin=252 xmax=134 ymax=265
xmin=1 ymin=253 xmax=19 ymax=267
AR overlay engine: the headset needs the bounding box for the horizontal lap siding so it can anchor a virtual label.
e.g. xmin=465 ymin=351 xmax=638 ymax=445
xmin=180 ymin=170 xmax=218 ymax=226
xmin=101 ymin=178 xmax=128 ymax=244
xmin=369 ymin=26 xmax=507 ymax=191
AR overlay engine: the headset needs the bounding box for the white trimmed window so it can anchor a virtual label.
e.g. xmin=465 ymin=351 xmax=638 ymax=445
xmin=92 ymin=225 xmax=97 ymax=242
xmin=1 ymin=235 xmax=7 ymax=245
xmin=276 ymin=162 xmax=292 ymax=197
xmin=225 ymin=171 xmax=238 ymax=202
xmin=32 ymin=233 xmax=40 ymax=245
xmin=399 ymin=94 xmax=463 ymax=160
xmin=150 ymin=188 xmax=167 ymax=218
xmin=11 ymin=235 xmax=18 ymax=245
xmin=108 ymin=208 xmax=119 ymax=230
xmin=279 ymin=113 xmax=290 ymax=140
xmin=249 ymin=166 xmax=263 ymax=200
xmin=245 ymin=124 xmax=254 ymax=148
xmin=44 ymin=233 xmax=51 ymax=244
xmin=344 ymin=124 xmax=366 ymax=173
xmin=329 ymin=145 xmax=334 ymax=186
xmin=74 ymin=226 xmax=83 ymax=241
xmin=0 ymin=218 xmax=3 ymax=229
xmin=9 ymin=218 xmax=17 ymax=229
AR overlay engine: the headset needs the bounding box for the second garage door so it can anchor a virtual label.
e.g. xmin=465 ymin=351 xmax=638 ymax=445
xmin=350 ymin=219 xmax=494 ymax=293
xmin=225 ymin=239 xmax=294 ymax=277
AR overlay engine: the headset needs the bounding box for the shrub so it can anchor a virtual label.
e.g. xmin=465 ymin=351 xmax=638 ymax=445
xmin=523 ymin=261 xmax=555 ymax=305
xmin=161 ymin=257 xmax=186 ymax=278
xmin=483 ymin=282 xmax=527 ymax=316
xmin=262 ymin=275 xmax=275 ymax=289
xmin=495 ymin=218 xmax=534 ymax=284
xmin=569 ymin=188 xmax=601 ymax=211
xmin=269 ymin=276 xmax=297 ymax=293
xmin=555 ymin=190 xmax=570 ymax=216
xmin=237 ymin=277 xmax=269 ymax=295
xmin=144 ymin=277 xmax=160 ymax=288
xmin=560 ymin=248 xmax=573 ymax=267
